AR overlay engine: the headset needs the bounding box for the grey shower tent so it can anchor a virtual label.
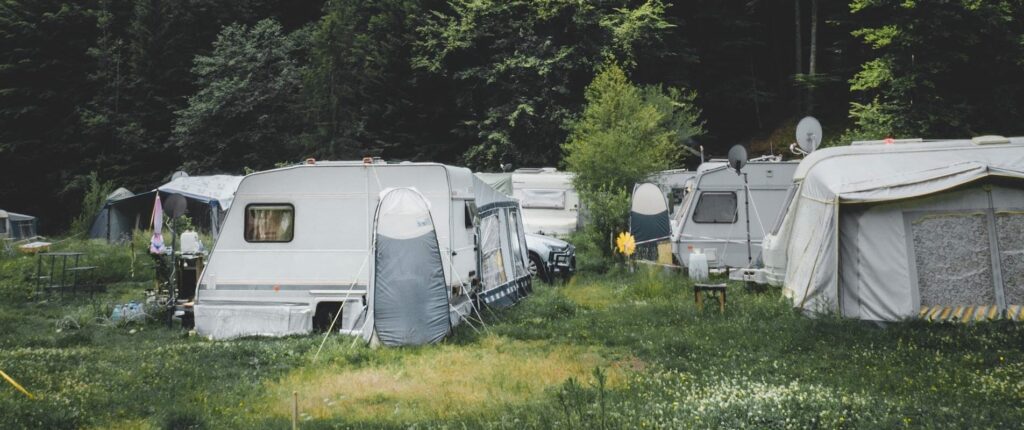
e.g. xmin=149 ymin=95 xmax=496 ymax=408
xmin=763 ymin=136 xmax=1024 ymax=321
xmin=366 ymin=188 xmax=451 ymax=346
xmin=630 ymin=183 xmax=671 ymax=244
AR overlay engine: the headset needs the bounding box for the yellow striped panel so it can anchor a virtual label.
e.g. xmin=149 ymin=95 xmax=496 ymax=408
xmin=951 ymin=306 xmax=965 ymax=321
xmin=939 ymin=307 xmax=952 ymax=321
xmin=976 ymin=306 xmax=989 ymax=321
xmin=916 ymin=305 xmax=1024 ymax=323
xmin=961 ymin=307 xmax=975 ymax=323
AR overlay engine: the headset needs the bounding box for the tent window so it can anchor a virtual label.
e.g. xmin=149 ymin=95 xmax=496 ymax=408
xmin=0 ymin=218 xmax=6 ymax=234
xmin=244 ymin=204 xmax=294 ymax=242
xmin=520 ymin=189 xmax=566 ymax=209
xmin=480 ymin=215 xmax=507 ymax=288
xmin=996 ymin=211 xmax=1024 ymax=306
xmin=692 ymin=192 xmax=737 ymax=224
xmin=911 ymin=213 xmax=993 ymax=306
xmin=508 ymin=209 xmax=525 ymax=272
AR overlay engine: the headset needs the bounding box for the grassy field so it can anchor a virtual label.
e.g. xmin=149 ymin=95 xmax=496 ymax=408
xmin=1 ymin=242 xmax=1023 ymax=429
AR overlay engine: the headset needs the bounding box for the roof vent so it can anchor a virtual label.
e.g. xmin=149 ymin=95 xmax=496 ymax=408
xmin=851 ymin=138 xmax=923 ymax=146
xmin=514 ymin=167 xmax=558 ymax=174
xmin=972 ymin=135 xmax=1010 ymax=145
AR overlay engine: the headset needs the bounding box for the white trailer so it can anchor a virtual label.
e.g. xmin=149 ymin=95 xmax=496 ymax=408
xmin=193 ymin=160 xmax=530 ymax=341
xmin=671 ymin=157 xmax=798 ymax=269
xmin=511 ymin=168 xmax=581 ymax=237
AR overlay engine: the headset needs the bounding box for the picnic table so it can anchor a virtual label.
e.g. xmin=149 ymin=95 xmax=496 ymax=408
xmin=35 ymin=252 xmax=101 ymax=298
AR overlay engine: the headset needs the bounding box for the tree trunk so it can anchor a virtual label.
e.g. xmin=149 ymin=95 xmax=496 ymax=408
xmin=794 ymin=0 xmax=803 ymax=113
xmin=808 ymin=0 xmax=818 ymax=114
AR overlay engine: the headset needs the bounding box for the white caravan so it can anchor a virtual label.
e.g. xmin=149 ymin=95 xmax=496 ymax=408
xmin=671 ymin=157 xmax=799 ymax=269
xmin=761 ymin=136 xmax=1024 ymax=322
xmin=511 ymin=168 xmax=581 ymax=236
xmin=193 ymin=161 xmax=531 ymax=341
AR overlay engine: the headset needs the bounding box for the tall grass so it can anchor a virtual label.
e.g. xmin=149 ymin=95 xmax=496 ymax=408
xmin=0 ymin=267 xmax=1022 ymax=428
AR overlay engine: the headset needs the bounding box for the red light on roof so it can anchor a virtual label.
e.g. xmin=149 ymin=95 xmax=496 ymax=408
xmin=305 ymin=158 xmax=316 ymax=165
xmin=883 ymin=137 xmax=895 ymax=145
xmin=362 ymin=157 xmax=373 ymax=165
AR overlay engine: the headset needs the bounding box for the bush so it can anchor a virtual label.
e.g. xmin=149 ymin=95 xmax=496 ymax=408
xmin=563 ymin=64 xmax=702 ymax=256
xmin=69 ymin=172 xmax=114 ymax=237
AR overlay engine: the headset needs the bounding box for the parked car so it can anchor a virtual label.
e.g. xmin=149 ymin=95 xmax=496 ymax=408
xmin=524 ymin=233 xmax=575 ymax=283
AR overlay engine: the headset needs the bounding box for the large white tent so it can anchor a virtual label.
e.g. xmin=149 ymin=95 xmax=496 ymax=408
xmin=763 ymin=137 xmax=1024 ymax=321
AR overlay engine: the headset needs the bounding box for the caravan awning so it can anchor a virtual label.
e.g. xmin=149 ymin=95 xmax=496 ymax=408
xmin=158 ymin=175 xmax=243 ymax=210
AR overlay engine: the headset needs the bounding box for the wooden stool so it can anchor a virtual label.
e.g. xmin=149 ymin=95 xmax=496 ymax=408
xmin=694 ymin=283 xmax=727 ymax=313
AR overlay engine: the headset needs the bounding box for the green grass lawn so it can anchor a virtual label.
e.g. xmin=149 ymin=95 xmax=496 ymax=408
xmin=1 ymin=245 xmax=1022 ymax=429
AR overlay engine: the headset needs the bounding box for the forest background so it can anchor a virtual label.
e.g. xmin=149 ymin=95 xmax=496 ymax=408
xmin=2 ymin=0 xmax=1022 ymax=232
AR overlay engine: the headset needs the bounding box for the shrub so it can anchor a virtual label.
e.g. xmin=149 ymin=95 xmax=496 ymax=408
xmin=563 ymin=64 xmax=702 ymax=256
xmin=69 ymin=172 xmax=114 ymax=237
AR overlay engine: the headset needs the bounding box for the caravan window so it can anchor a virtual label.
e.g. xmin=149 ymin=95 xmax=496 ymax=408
xmin=245 ymin=204 xmax=294 ymax=242
xmin=692 ymin=192 xmax=737 ymax=224
xmin=520 ymin=189 xmax=566 ymax=209
xmin=464 ymin=201 xmax=478 ymax=228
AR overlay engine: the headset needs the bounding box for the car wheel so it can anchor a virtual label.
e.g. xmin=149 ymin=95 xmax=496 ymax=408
xmin=529 ymin=253 xmax=550 ymax=283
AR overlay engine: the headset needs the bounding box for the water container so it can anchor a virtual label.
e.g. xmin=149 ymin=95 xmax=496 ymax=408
xmin=688 ymin=253 xmax=709 ymax=281
xmin=180 ymin=231 xmax=201 ymax=254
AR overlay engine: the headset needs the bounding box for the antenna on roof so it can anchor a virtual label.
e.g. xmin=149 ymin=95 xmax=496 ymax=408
xmin=792 ymin=116 xmax=823 ymax=156
xmin=727 ymin=145 xmax=748 ymax=174
xmin=727 ymin=144 xmax=753 ymax=268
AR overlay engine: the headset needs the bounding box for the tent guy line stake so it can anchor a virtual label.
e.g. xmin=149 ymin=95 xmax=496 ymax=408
xmin=313 ymin=255 xmax=369 ymax=362
xmin=292 ymin=391 xmax=299 ymax=430
xmin=0 ymin=369 xmax=35 ymax=399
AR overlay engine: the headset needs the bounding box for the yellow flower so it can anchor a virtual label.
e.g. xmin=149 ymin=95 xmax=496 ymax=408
xmin=616 ymin=232 xmax=636 ymax=256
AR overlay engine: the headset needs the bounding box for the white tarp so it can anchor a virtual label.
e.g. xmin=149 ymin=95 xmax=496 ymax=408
xmin=159 ymin=175 xmax=243 ymax=210
xmin=194 ymin=305 xmax=312 ymax=339
xmin=766 ymin=138 xmax=1024 ymax=320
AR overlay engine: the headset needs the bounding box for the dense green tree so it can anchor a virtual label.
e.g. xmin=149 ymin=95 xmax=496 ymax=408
xmin=304 ymin=0 xmax=456 ymax=161
xmin=0 ymin=0 xmax=99 ymax=231
xmin=172 ymin=19 xmax=310 ymax=173
xmin=415 ymin=0 xmax=674 ymax=171
xmin=844 ymin=0 xmax=1024 ymax=141
xmin=564 ymin=64 xmax=702 ymax=254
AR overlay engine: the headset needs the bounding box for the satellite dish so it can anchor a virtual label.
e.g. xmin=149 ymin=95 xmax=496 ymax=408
xmin=728 ymin=145 xmax=748 ymax=174
xmin=163 ymin=194 xmax=187 ymax=219
xmin=795 ymin=116 xmax=823 ymax=153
